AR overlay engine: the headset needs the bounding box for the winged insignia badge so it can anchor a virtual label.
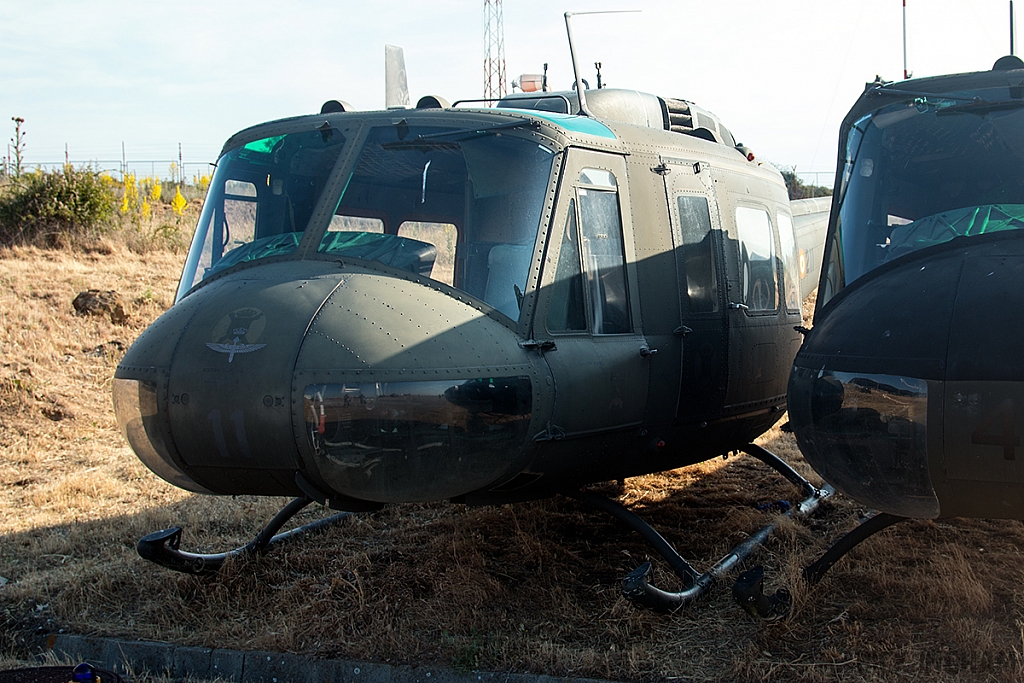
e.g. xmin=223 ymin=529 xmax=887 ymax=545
xmin=206 ymin=337 xmax=267 ymax=363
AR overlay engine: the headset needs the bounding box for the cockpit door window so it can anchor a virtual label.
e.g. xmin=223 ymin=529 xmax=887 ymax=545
xmin=543 ymin=168 xmax=632 ymax=335
xmin=535 ymin=151 xmax=647 ymax=435
xmin=546 ymin=198 xmax=587 ymax=332
xmin=578 ymin=172 xmax=632 ymax=335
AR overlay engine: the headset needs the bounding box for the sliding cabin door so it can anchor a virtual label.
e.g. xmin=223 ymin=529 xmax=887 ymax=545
xmin=661 ymin=158 xmax=729 ymax=422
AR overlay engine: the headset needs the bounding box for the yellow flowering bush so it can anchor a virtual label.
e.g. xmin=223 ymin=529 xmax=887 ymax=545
xmin=170 ymin=187 xmax=187 ymax=216
xmin=140 ymin=176 xmax=162 ymax=203
xmin=120 ymin=173 xmax=139 ymax=215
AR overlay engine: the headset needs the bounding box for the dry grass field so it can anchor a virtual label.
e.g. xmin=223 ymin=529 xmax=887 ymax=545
xmin=3 ymin=245 xmax=1024 ymax=682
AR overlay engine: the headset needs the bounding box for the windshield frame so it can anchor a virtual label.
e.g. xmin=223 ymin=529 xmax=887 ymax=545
xmin=818 ymin=77 xmax=1024 ymax=312
xmin=176 ymin=112 xmax=564 ymax=331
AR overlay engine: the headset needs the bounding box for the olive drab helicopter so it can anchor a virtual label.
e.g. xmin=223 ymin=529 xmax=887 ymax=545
xmin=771 ymin=55 xmax=1024 ymax=585
xmin=113 ymin=17 xmax=831 ymax=614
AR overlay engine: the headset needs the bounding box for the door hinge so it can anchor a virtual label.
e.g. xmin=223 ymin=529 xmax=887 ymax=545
xmin=534 ymin=422 xmax=566 ymax=442
xmin=674 ymin=325 xmax=693 ymax=337
xmin=651 ymin=163 xmax=671 ymax=175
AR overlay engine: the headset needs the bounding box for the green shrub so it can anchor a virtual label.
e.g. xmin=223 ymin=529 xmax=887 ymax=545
xmin=778 ymin=167 xmax=832 ymax=200
xmin=0 ymin=166 xmax=118 ymax=246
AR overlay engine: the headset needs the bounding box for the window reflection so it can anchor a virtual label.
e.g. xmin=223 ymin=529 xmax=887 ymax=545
xmin=546 ymin=199 xmax=587 ymax=332
xmin=777 ymin=212 xmax=800 ymax=312
xmin=578 ymin=175 xmax=630 ymax=334
xmin=735 ymin=206 xmax=777 ymax=312
xmin=302 ymin=377 xmax=533 ymax=499
xmin=676 ymin=195 xmax=718 ymax=313
xmin=792 ymin=369 xmax=938 ymax=517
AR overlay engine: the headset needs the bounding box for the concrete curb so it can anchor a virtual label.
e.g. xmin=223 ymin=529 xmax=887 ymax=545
xmin=46 ymin=633 xmax=612 ymax=683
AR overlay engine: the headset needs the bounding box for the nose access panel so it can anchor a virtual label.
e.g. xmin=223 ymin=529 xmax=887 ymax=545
xmin=936 ymin=248 xmax=1024 ymax=518
xmin=294 ymin=271 xmax=549 ymax=503
xmin=166 ymin=265 xmax=344 ymax=495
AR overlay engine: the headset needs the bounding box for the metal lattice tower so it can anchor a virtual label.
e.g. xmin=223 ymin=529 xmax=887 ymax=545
xmin=483 ymin=0 xmax=507 ymax=99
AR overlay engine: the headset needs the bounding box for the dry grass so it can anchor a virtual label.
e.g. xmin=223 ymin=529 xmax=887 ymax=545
xmin=3 ymin=246 xmax=1024 ymax=682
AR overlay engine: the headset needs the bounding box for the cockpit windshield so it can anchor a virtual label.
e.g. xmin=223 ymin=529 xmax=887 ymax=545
xmin=177 ymin=118 xmax=557 ymax=322
xmin=822 ymin=85 xmax=1024 ymax=304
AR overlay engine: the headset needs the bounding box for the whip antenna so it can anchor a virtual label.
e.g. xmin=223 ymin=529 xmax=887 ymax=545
xmin=564 ymin=10 xmax=640 ymax=116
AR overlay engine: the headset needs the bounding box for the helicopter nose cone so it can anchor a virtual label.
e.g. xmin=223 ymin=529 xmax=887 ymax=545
xmin=115 ymin=262 xmax=348 ymax=495
xmin=788 ymin=365 xmax=936 ymax=517
xmin=788 ymin=252 xmax=956 ymax=519
xmin=114 ymin=287 xmax=211 ymax=493
xmin=115 ymin=262 xmax=548 ymax=503
xmin=294 ymin=270 xmax=542 ymax=504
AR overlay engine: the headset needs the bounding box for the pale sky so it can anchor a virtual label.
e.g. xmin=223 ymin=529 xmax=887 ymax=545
xmin=1 ymin=0 xmax=1019 ymax=184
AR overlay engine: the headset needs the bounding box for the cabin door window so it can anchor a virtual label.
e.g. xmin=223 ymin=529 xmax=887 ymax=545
xmin=735 ymin=206 xmax=778 ymax=312
xmin=545 ymin=170 xmax=633 ymax=335
xmin=663 ymin=159 xmax=728 ymax=421
xmin=676 ymin=195 xmax=719 ymax=313
xmin=776 ymin=212 xmax=801 ymax=313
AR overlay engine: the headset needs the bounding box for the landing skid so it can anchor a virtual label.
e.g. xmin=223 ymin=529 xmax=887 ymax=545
xmin=579 ymin=443 xmax=833 ymax=613
xmin=137 ymin=497 xmax=351 ymax=574
xmin=728 ymin=511 xmax=907 ymax=618
xmin=802 ymin=511 xmax=905 ymax=584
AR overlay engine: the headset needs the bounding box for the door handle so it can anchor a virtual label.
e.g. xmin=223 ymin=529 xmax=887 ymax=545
xmin=519 ymin=339 xmax=556 ymax=354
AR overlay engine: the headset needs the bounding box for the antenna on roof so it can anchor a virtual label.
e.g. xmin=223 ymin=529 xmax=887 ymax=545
xmin=564 ymin=10 xmax=640 ymax=116
xmin=1012 ymin=1 xmax=1017 ymax=56
xmin=902 ymin=0 xmax=912 ymax=79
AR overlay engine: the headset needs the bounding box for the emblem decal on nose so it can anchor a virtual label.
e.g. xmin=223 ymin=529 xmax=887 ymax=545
xmin=207 ymin=307 xmax=267 ymax=363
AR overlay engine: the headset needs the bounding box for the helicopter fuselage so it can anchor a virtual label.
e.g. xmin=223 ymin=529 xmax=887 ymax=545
xmin=114 ymin=98 xmax=819 ymax=509
xmin=789 ymin=63 xmax=1024 ymax=520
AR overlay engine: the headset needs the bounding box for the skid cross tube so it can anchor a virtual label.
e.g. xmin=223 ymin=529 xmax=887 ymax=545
xmin=137 ymin=497 xmax=351 ymax=574
xmin=579 ymin=444 xmax=832 ymax=612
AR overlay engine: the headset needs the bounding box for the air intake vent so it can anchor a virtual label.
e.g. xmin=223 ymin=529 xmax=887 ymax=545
xmin=663 ymin=98 xmax=693 ymax=133
xmin=662 ymin=97 xmax=737 ymax=148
